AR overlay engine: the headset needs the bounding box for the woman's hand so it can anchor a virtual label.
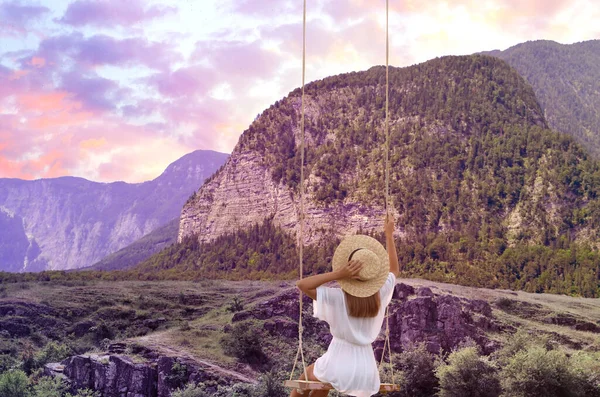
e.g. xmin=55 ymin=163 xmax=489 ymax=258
xmin=337 ymin=260 xmax=363 ymax=280
xmin=384 ymin=214 xmax=395 ymax=237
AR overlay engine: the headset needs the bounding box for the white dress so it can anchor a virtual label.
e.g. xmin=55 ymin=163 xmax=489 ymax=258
xmin=312 ymin=273 xmax=396 ymax=397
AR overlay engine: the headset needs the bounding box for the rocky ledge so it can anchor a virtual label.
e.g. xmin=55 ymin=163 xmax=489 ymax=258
xmin=45 ymin=345 xmax=255 ymax=397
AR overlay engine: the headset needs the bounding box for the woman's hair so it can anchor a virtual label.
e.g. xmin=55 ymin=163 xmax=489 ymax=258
xmin=344 ymin=291 xmax=380 ymax=318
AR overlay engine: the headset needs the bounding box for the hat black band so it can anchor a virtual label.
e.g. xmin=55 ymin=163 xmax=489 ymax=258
xmin=348 ymin=248 xmax=363 ymax=261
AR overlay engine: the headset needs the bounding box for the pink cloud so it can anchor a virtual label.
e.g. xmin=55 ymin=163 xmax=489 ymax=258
xmin=29 ymin=56 xmax=45 ymax=67
xmin=0 ymin=111 xmax=180 ymax=181
xmin=59 ymin=0 xmax=177 ymax=27
xmin=265 ymin=20 xmax=339 ymax=59
xmin=193 ymin=40 xmax=281 ymax=81
xmin=148 ymin=65 xmax=215 ymax=98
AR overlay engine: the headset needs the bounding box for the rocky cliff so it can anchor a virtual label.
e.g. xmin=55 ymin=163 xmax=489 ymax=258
xmin=179 ymin=149 xmax=385 ymax=246
xmin=0 ymin=150 xmax=228 ymax=271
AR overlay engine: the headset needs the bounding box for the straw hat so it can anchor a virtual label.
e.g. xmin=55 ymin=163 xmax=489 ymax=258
xmin=332 ymin=235 xmax=389 ymax=298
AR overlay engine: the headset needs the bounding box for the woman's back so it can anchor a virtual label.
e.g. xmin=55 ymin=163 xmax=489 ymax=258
xmin=314 ymin=272 xmax=396 ymax=345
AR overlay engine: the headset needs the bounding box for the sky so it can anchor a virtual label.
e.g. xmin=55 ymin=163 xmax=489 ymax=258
xmin=0 ymin=0 xmax=599 ymax=183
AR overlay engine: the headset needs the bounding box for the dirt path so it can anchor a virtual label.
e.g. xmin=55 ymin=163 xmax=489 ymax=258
xmin=133 ymin=332 xmax=258 ymax=385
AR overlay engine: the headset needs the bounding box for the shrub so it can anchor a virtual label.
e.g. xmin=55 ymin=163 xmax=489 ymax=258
xmin=396 ymin=343 xmax=438 ymax=397
xmin=65 ymin=389 xmax=100 ymax=397
xmin=570 ymin=351 xmax=600 ymax=396
xmin=251 ymin=372 xmax=287 ymax=397
xmin=0 ymin=370 xmax=31 ymax=397
xmin=172 ymin=383 xmax=210 ymax=397
xmin=493 ymin=297 xmax=514 ymax=310
xmin=220 ymin=322 xmax=265 ymax=364
xmin=166 ymin=362 xmax=189 ymax=389
xmin=492 ymin=329 xmax=531 ymax=366
xmin=435 ymin=347 xmax=501 ymax=397
xmin=21 ymin=343 xmax=36 ymax=375
xmin=33 ymin=376 xmax=68 ymax=397
xmin=0 ymin=353 xmax=19 ymax=373
xmin=501 ymin=346 xmax=590 ymax=397
xmin=229 ymin=383 xmax=254 ymax=396
xmin=35 ymin=342 xmax=72 ymax=369
xmin=226 ymin=296 xmax=244 ymax=313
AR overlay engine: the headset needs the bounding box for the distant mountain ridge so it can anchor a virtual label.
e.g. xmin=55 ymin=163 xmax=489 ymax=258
xmin=482 ymin=39 xmax=600 ymax=157
xmin=85 ymin=218 xmax=179 ymax=271
xmin=0 ymin=150 xmax=228 ymax=271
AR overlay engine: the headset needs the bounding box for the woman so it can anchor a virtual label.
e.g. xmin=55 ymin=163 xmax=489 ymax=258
xmin=291 ymin=216 xmax=400 ymax=397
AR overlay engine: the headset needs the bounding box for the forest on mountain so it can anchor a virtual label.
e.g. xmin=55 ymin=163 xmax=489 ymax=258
xmin=484 ymin=40 xmax=600 ymax=157
xmin=3 ymin=55 xmax=600 ymax=297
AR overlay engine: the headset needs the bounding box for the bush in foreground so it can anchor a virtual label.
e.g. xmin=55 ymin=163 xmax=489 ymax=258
xmin=0 ymin=370 xmax=30 ymax=397
xmin=396 ymin=343 xmax=438 ymax=397
xmin=501 ymin=345 xmax=597 ymax=397
xmin=435 ymin=347 xmax=501 ymax=397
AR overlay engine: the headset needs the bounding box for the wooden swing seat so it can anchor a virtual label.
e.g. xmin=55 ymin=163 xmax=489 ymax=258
xmin=284 ymin=380 xmax=400 ymax=393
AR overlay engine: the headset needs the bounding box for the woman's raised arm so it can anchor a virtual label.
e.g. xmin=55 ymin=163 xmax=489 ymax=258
xmin=385 ymin=215 xmax=400 ymax=276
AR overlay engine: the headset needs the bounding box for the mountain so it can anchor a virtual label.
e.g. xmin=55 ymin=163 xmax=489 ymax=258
xmin=85 ymin=218 xmax=179 ymax=271
xmin=0 ymin=150 xmax=228 ymax=271
xmin=482 ymin=40 xmax=600 ymax=157
xmin=150 ymin=55 xmax=600 ymax=297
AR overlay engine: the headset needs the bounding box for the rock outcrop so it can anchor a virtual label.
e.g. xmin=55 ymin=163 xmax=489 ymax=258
xmin=231 ymin=282 xmax=504 ymax=355
xmin=46 ymin=351 xmax=254 ymax=397
xmin=387 ymin=289 xmax=504 ymax=355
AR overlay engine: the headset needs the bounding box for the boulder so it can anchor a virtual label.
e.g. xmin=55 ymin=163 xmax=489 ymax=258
xmin=393 ymin=283 xmax=415 ymax=300
xmin=415 ymin=287 xmax=435 ymax=297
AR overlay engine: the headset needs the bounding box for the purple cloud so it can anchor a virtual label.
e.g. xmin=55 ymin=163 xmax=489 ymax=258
xmin=77 ymin=35 xmax=176 ymax=70
xmin=230 ymin=0 xmax=300 ymax=17
xmin=120 ymin=99 xmax=163 ymax=118
xmin=60 ymin=71 xmax=124 ymax=111
xmin=23 ymin=33 xmax=178 ymax=71
xmin=59 ymin=0 xmax=176 ymax=27
xmin=0 ymin=1 xmax=49 ymax=26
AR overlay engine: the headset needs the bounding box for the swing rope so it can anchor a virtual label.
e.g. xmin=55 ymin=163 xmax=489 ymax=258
xmin=289 ymin=0 xmax=309 ymax=384
xmin=289 ymin=0 xmax=395 ymax=389
xmin=378 ymin=0 xmax=396 ymax=386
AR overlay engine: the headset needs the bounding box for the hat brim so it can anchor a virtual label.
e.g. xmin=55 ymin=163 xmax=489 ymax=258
xmin=332 ymin=235 xmax=389 ymax=297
